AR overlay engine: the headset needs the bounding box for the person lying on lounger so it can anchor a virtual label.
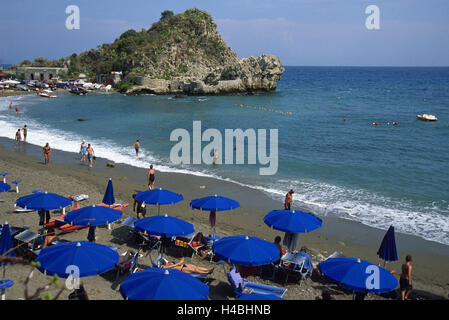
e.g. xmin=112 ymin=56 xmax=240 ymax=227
xmin=160 ymin=257 xmax=214 ymax=275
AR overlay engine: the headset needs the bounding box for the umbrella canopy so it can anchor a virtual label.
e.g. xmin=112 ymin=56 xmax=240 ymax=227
xmin=64 ymin=205 xmax=122 ymax=227
xmin=134 ymin=215 xmax=194 ymax=238
xmin=16 ymin=192 xmax=72 ymax=210
xmin=102 ymin=179 xmax=115 ymax=205
xmin=35 ymin=241 xmax=118 ymax=278
xmin=236 ymin=293 xmax=285 ymax=300
xmin=190 ymin=195 xmax=240 ymax=212
xmin=0 ymin=222 xmax=16 ymax=267
xmin=0 ymin=183 xmax=10 ymax=193
xmin=264 ymin=210 xmax=322 ymax=233
xmin=136 ymin=188 xmax=183 ymax=206
xmin=120 ymin=268 xmax=209 ymax=300
xmin=212 ymin=235 xmax=280 ymax=266
xmin=318 ymin=257 xmax=398 ymax=293
xmin=377 ymin=226 xmax=398 ymax=262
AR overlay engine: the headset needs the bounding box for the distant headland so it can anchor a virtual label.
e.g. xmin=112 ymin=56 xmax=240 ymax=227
xmin=11 ymin=9 xmax=285 ymax=95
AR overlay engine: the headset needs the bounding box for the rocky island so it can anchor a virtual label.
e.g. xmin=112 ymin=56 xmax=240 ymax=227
xmin=14 ymin=9 xmax=285 ymax=95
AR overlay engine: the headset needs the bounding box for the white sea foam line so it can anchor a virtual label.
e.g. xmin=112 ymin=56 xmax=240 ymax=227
xmin=1 ymin=96 xmax=448 ymax=245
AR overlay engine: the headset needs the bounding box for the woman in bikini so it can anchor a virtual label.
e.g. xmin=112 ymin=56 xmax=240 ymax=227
xmin=79 ymin=140 xmax=87 ymax=162
xmin=42 ymin=143 xmax=51 ymax=165
xmin=147 ymin=165 xmax=155 ymax=189
xmin=161 ymin=257 xmax=214 ymax=275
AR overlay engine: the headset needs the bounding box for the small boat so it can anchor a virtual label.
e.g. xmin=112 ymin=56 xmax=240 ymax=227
xmin=38 ymin=92 xmax=56 ymax=98
xmin=417 ymin=114 xmax=438 ymax=121
xmin=69 ymin=86 xmax=88 ymax=95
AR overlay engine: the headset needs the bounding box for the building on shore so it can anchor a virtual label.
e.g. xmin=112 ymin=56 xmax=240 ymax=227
xmin=15 ymin=66 xmax=68 ymax=81
xmin=97 ymin=71 xmax=122 ymax=85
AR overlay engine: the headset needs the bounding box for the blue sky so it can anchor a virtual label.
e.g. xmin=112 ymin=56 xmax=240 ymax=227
xmin=1 ymin=0 xmax=449 ymax=66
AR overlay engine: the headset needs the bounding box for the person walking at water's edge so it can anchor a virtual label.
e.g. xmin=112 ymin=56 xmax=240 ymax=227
xmin=42 ymin=143 xmax=51 ymax=165
xmin=14 ymin=129 xmax=21 ymax=148
xmin=284 ymin=189 xmax=294 ymax=210
xmin=23 ymin=125 xmax=27 ymax=143
xmin=400 ymin=255 xmax=413 ymax=300
xmin=87 ymin=144 xmax=95 ymax=168
xmin=134 ymin=140 xmax=140 ymax=157
xmin=79 ymin=140 xmax=87 ymax=162
xmin=147 ymin=165 xmax=155 ymax=190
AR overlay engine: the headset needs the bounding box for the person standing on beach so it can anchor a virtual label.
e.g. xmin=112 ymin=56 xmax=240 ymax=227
xmin=147 ymin=165 xmax=155 ymax=190
xmin=79 ymin=140 xmax=87 ymax=162
xmin=132 ymin=193 xmax=147 ymax=219
xmin=15 ymin=105 xmax=19 ymax=115
xmin=14 ymin=129 xmax=21 ymax=148
xmin=87 ymin=144 xmax=95 ymax=168
xmin=284 ymin=189 xmax=294 ymax=210
xmin=42 ymin=143 xmax=51 ymax=165
xmin=23 ymin=125 xmax=27 ymax=143
xmin=400 ymin=255 xmax=413 ymax=300
xmin=134 ymin=140 xmax=140 ymax=157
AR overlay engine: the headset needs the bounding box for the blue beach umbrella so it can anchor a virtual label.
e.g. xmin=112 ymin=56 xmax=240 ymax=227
xmin=35 ymin=241 xmax=119 ymax=278
xmin=236 ymin=293 xmax=285 ymax=300
xmin=377 ymin=225 xmax=398 ymax=264
xmin=264 ymin=210 xmax=322 ymax=233
xmin=120 ymin=268 xmax=209 ymax=300
xmin=136 ymin=188 xmax=183 ymax=215
xmin=190 ymin=195 xmax=240 ymax=212
xmin=0 ymin=183 xmax=11 ymax=193
xmin=212 ymin=235 xmax=280 ymax=267
xmin=134 ymin=214 xmax=194 ymax=238
xmin=190 ymin=195 xmax=240 ymax=235
xmin=64 ymin=205 xmax=122 ymax=227
xmin=16 ymin=192 xmax=72 ymax=210
xmin=0 ymin=222 xmax=16 ymax=268
xmin=102 ymin=178 xmax=115 ymax=205
xmin=318 ymin=257 xmax=398 ymax=293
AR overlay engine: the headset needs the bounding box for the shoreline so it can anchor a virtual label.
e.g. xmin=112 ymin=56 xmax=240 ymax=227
xmin=0 ymin=137 xmax=448 ymax=300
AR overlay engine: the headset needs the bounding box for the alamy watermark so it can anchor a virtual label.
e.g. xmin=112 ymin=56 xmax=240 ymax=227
xmin=65 ymin=5 xmax=80 ymax=30
xmin=65 ymin=264 xmax=80 ymax=290
xmin=169 ymin=121 xmax=278 ymax=175
xmin=365 ymin=5 xmax=380 ymax=30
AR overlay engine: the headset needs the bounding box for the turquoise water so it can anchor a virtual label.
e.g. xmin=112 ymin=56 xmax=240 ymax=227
xmin=1 ymin=67 xmax=449 ymax=244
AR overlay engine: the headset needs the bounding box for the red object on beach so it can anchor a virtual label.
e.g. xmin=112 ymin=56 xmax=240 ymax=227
xmin=45 ymin=202 xmax=129 ymax=232
xmin=238 ymin=265 xmax=259 ymax=278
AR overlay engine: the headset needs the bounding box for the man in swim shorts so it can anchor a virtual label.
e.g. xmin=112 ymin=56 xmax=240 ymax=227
xmin=23 ymin=125 xmax=27 ymax=143
xmin=134 ymin=140 xmax=140 ymax=157
xmin=87 ymin=144 xmax=95 ymax=168
xmin=400 ymin=255 xmax=413 ymax=300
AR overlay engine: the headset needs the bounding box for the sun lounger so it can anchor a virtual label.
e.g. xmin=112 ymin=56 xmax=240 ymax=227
xmin=173 ymin=232 xmax=208 ymax=258
xmin=227 ymin=267 xmax=287 ymax=298
xmin=115 ymin=249 xmax=141 ymax=283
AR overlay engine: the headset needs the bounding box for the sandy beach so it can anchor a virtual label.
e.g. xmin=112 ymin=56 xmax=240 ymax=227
xmin=0 ymin=137 xmax=448 ymax=301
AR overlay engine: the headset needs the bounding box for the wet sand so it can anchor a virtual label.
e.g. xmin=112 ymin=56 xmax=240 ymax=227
xmin=0 ymin=139 xmax=448 ymax=300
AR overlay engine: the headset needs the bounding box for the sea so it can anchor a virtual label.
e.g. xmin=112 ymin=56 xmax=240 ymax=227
xmin=1 ymin=66 xmax=448 ymax=245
